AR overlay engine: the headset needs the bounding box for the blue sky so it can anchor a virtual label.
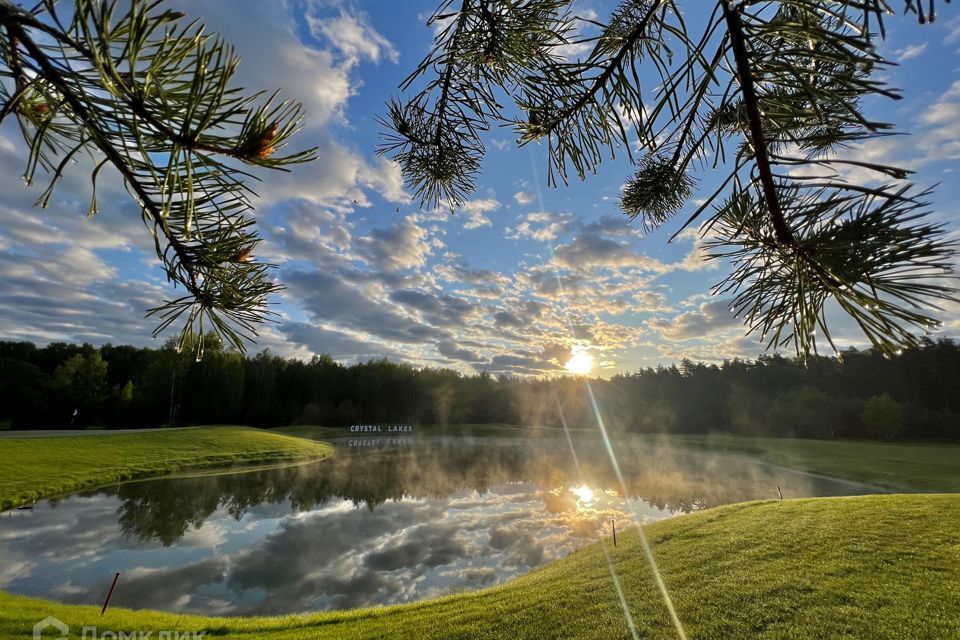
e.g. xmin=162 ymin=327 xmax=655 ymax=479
xmin=1 ymin=0 xmax=958 ymax=376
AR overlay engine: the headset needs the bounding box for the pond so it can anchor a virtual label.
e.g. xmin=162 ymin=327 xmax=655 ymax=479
xmin=0 ymin=435 xmax=874 ymax=615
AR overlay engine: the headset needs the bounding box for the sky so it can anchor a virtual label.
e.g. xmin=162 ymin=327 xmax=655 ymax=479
xmin=1 ymin=0 xmax=959 ymax=377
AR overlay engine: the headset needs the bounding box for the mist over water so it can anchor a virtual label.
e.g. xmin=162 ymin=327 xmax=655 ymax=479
xmin=0 ymin=435 xmax=874 ymax=615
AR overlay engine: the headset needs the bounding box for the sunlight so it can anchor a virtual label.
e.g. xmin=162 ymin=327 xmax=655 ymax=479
xmin=571 ymin=484 xmax=594 ymax=503
xmin=565 ymin=347 xmax=595 ymax=375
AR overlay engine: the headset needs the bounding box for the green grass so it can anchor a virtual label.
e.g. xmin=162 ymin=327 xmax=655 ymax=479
xmin=4 ymin=494 xmax=958 ymax=639
xmin=645 ymin=433 xmax=960 ymax=492
xmin=0 ymin=426 xmax=332 ymax=510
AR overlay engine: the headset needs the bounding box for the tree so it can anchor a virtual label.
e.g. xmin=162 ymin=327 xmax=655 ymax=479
xmin=53 ymin=351 xmax=109 ymax=424
xmin=862 ymin=393 xmax=902 ymax=440
xmin=381 ymin=0 xmax=958 ymax=359
xmin=767 ymin=385 xmax=838 ymax=438
xmin=0 ymin=0 xmax=316 ymax=351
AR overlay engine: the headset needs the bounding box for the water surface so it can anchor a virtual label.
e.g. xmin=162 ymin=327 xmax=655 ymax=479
xmin=0 ymin=435 xmax=873 ymax=615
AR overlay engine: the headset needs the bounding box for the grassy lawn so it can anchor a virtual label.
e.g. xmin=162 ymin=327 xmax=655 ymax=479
xmin=3 ymin=494 xmax=957 ymax=639
xmin=646 ymin=433 xmax=960 ymax=492
xmin=0 ymin=426 xmax=332 ymax=510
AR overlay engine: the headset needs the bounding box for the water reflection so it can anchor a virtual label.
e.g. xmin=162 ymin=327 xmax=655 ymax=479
xmin=0 ymin=436 xmax=872 ymax=615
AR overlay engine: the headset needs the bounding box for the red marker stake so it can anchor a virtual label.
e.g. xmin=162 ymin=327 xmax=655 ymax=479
xmin=101 ymin=572 xmax=120 ymax=616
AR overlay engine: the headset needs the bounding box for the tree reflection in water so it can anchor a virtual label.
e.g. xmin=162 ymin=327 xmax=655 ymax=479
xmin=106 ymin=437 xmax=865 ymax=546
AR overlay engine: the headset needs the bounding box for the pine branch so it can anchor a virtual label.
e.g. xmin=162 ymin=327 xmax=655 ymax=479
xmin=9 ymin=20 xmax=200 ymax=290
xmin=1 ymin=0 xmax=317 ymax=353
xmin=385 ymin=0 xmax=958 ymax=357
xmin=532 ymin=1 xmax=661 ymax=139
xmin=722 ymin=0 xmax=793 ymax=247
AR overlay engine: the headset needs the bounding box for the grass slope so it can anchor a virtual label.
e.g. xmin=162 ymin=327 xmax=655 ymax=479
xmin=4 ymin=494 xmax=958 ymax=639
xmin=0 ymin=426 xmax=332 ymax=509
xmin=654 ymin=434 xmax=960 ymax=492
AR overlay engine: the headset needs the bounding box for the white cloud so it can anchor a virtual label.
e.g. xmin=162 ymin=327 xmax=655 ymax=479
xmin=459 ymin=198 xmax=500 ymax=230
xmin=507 ymin=211 xmax=575 ymax=241
xmin=514 ymin=191 xmax=534 ymax=205
xmin=310 ymin=9 xmax=399 ymax=64
xmin=893 ymin=43 xmax=927 ymax=61
xmin=944 ymin=16 xmax=960 ymax=44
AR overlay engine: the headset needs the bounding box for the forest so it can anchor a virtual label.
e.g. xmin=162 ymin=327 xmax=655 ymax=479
xmin=1 ymin=337 xmax=958 ymax=441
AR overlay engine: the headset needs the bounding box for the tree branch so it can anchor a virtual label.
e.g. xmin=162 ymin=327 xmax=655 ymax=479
xmin=722 ymin=0 xmax=795 ymax=247
xmin=537 ymin=0 xmax=661 ymax=136
xmin=7 ymin=20 xmax=202 ymax=299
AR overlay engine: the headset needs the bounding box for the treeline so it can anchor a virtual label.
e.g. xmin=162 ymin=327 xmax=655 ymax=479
xmin=1 ymin=337 xmax=958 ymax=440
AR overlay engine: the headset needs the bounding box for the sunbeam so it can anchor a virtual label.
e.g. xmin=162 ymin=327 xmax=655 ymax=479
xmin=533 ymin=150 xmax=688 ymax=640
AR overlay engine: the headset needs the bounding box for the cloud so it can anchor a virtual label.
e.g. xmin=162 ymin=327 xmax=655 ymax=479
xmin=458 ymin=198 xmax=500 ymax=230
xmin=553 ymin=233 xmax=670 ymax=273
xmin=309 ymin=9 xmax=399 ymax=64
xmin=493 ymin=310 xmax=525 ymax=329
xmin=649 ymin=299 xmax=741 ymax=342
xmin=893 ymin=43 xmax=927 ymax=61
xmin=506 ymin=211 xmax=575 ymax=241
xmin=164 ymin=0 xmax=352 ymax=126
xmin=944 ymin=16 xmax=960 ymax=45
xmin=283 ymin=269 xmax=445 ymax=345
xmin=436 ymin=339 xmax=487 ymax=363
xmin=513 ymin=191 xmax=534 ymax=205
xmin=2 ymin=2 xmax=954 ymax=375
xmin=355 ymin=218 xmax=432 ymax=272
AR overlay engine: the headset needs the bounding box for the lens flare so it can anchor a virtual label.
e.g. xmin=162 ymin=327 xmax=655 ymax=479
xmin=565 ymin=347 xmax=595 ymax=375
xmin=533 ymin=149 xmax=687 ymax=640
xmin=571 ymin=484 xmax=594 ymax=503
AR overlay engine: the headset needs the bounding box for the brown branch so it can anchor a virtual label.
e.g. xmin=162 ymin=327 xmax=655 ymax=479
xmin=478 ymin=0 xmax=498 ymax=62
xmin=3 ymin=1 xmax=258 ymax=160
xmin=722 ymin=1 xmax=846 ymax=290
xmin=432 ymin=0 xmax=472 ymax=148
xmin=126 ymin=95 xmax=256 ymax=159
xmin=537 ymin=0 xmax=662 ymax=136
xmin=6 ymin=20 xmax=202 ymax=297
xmin=3 ymin=24 xmax=25 ymax=89
xmin=722 ymin=0 xmax=794 ymax=246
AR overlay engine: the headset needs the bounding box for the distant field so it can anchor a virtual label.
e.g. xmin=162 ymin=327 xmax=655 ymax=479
xmin=2 ymin=494 xmax=957 ymax=639
xmin=646 ymin=433 xmax=960 ymax=492
xmin=274 ymin=423 xmax=594 ymax=441
xmin=0 ymin=426 xmax=332 ymax=510
xmin=278 ymin=424 xmax=960 ymax=492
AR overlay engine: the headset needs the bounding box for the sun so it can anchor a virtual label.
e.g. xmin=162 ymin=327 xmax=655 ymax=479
xmin=571 ymin=485 xmax=594 ymax=503
xmin=565 ymin=347 xmax=595 ymax=375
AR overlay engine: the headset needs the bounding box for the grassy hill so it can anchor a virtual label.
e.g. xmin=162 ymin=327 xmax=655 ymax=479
xmin=0 ymin=426 xmax=332 ymax=509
